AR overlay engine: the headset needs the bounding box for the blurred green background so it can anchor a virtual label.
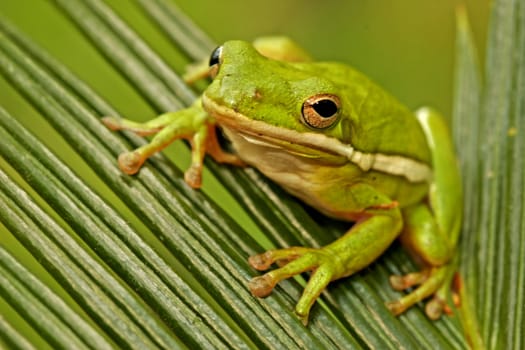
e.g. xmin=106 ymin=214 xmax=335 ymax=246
xmin=0 ymin=1 xmax=489 ymax=347
xmin=1 ymin=0 xmax=490 ymax=119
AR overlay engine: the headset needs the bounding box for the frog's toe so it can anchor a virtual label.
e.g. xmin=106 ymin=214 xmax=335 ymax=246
xmin=248 ymin=246 xmax=317 ymax=271
xmin=294 ymin=263 xmax=335 ymax=325
xmin=389 ymin=270 xmax=429 ymax=291
xmin=385 ymin=300 xmax=406 ymax=315
xmin=101 ymin=116 xmax=122 ymax=130
xmin=118 ymin=151 xmax=145 ymax=175
xmin=386 ymin=263 xmax=456 ymax=318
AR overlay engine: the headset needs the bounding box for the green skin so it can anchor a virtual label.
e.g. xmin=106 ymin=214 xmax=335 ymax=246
xmin=102 ymin=37 xmax=462 ymax=325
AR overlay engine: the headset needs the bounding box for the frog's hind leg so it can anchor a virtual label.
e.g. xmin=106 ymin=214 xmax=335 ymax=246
xmin=249 ymin=184 xmax=403 ymax=325
xmin=385 ymin=107 xmax=463 ymax=319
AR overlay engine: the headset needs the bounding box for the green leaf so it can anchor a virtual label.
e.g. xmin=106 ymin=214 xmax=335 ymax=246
xmin=453 ymin=0 xmax=525 ymax=349
xmin=0 ymin=0 xmax=522 ymax=349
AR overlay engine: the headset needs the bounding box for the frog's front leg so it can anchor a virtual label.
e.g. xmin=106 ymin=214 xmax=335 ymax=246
xmin=102 ymin=102 xmax=244 ymax=188
xmin=248 ymin=183 xmax=402 ymax=325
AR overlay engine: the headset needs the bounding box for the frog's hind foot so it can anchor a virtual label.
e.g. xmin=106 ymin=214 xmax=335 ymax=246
xmin=248 ymin=247 xmax=337 ymax=325
xmin=386 ymin=263 xmax=458 ymax=319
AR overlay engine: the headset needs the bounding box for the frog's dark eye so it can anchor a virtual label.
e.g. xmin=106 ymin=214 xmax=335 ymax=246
xmin=208 ymin=46 xmax=223 ymax=78
xmin=209 ymin=46 xmax=223 ymax=67
xmin=301 ymin=94 xmax=341 ymax=129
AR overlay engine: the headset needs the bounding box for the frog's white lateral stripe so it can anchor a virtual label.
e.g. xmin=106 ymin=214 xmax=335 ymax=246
xmin=203 ymin=95 xmax=432 ymax=183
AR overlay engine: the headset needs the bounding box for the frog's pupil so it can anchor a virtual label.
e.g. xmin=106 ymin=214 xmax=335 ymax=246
xmin=209 ymin=46 xmax=223 ymax=67
xmin=313 ymin=99 xmax=338 ymax=118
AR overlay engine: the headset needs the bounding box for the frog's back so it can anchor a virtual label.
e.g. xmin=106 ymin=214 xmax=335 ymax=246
xmin=294 ymin=61 xmax=432 ymax=166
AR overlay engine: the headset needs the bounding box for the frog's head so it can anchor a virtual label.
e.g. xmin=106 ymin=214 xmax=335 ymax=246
xmin=202 ymin=41 xmax=431 ymax=181
xmin=202 ymin=40 xmax=362 ymax=160
xmin=203 ymin=40 xmax=348 ymax=133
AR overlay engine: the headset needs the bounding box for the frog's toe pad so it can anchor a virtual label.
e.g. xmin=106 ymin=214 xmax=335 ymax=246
xmin=184 ymin=166 xmax=202 ymax=189
xmin=248 ymin=275 xmax=276 ymax=298
xmin=389 ymin=275 xmax=408 ymax=291
xmin=248 ymin=252 xmax=273 ymax=271
xmin=118 ymin=151 xmax=144 ymax=175
xmin=425 ymin=296 xmax=446 ymax=320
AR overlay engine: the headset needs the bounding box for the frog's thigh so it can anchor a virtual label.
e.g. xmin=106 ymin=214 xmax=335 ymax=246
xmin=400 ymin=203 xmax=452 ymax=267
xmin=415 ymin=107 xmax=462 ymax=246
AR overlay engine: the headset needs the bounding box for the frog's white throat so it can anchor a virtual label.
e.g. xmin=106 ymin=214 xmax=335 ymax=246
xmin=202 ymin=95 xmax=432 ymax=183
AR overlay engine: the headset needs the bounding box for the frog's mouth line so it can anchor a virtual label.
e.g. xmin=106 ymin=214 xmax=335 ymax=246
xmin=202 ymin=95 xmax=432 ymax=183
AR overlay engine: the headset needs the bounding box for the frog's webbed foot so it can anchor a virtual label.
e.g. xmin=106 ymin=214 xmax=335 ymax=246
xmin=102 ymin=110 xmax=206 ymax=188
xmin=102 ymin=105 xmax=243 ymax=188
xmin=386 ymin=262 xmax=459 ymax=319
xmin=101 ymin=100 xmax=244 ymax=188
xmin=248 ymin=247 xmax=337 ymax=325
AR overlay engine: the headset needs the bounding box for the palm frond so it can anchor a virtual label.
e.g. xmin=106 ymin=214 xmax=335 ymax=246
xmin=0 ymin=0 xmax=522 ymax=349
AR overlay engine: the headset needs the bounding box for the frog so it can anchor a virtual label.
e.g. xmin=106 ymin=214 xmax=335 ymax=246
xmin=102 ymin=37 xmax=462 ymax=325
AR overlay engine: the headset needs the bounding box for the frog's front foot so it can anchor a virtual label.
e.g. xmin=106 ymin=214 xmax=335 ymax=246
xmin=248 ymin=247 xmax=339 ymax=325
xmin=385 ymin=263 xmax=458 ymax=319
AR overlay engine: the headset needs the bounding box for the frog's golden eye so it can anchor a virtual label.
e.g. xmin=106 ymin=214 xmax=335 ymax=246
xmin=208 ymin=45 xmax=223 ymax=78
xmin=301 ymin=94 xmax=341 ymax=129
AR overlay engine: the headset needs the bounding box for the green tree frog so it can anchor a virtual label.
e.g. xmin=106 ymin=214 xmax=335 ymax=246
xmin=102 ymin=37 xmax=462 ymax=325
